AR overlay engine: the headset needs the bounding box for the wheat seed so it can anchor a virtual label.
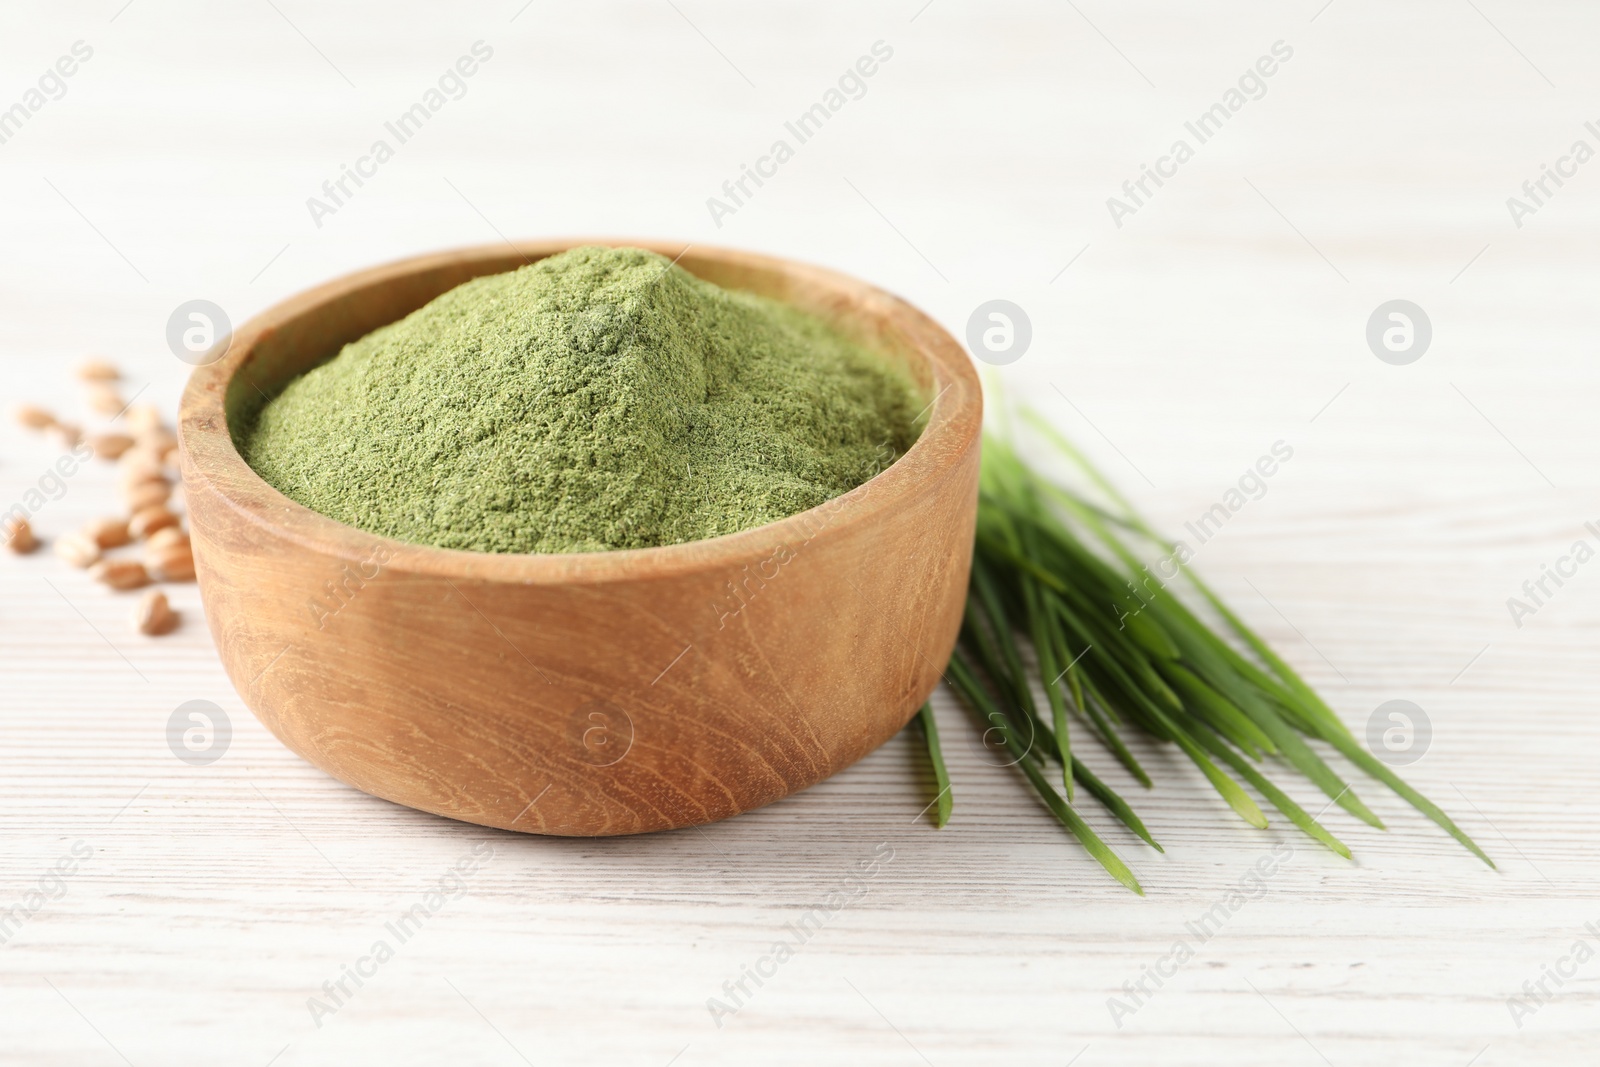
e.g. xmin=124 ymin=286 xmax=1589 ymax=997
xmin=129 ymin=506 xmax=179 ymax=540
xmin=146 ymin=541 xmax=195 ymax=582
xmin=125 ymin=480 xmax=172 ymax=512
xmin=53 ymin=532 xmax=101 ymax=568
xmin=124 ymin=404 xmax=164 ymax=434
xmin=15 ymin=405 xmax=55 ymax=431
xmin=132 ymin=590 xmax=178 ymax=635
xmin=89 ymin=432 xmax=136 ymax=461
xmin=84 ymin=517 xmax=132 ymax=550
xmin=90 ymin=559 xmax=150 ymax=590
xmin=3 ymin=517 xmax=39 ymax=554
xmin=88 ymin=384 xmax=125 ymax=416
xmin=76 ymin=359 xmax=120 ymax=382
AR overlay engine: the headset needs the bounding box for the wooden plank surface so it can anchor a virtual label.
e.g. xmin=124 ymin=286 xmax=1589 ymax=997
xmin=3 ymin=2 xmax=1597 ymax=1064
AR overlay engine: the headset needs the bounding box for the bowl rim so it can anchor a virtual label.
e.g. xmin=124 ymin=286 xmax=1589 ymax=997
xmin=179 ymin=238 xmax=982 ymax=586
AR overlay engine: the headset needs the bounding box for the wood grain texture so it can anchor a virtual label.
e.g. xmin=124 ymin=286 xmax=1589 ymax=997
xmin=180 ymin=240 xmax=980 ymax=836
xmin=3 ymin=2 xmax=1599 ymax=1064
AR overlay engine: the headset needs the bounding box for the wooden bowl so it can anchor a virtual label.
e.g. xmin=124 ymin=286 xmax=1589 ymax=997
xmin=178 ymin=239 xmax=981 ymax=836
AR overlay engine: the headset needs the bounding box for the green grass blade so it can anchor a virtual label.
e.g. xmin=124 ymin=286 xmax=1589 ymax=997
xmin=1121 ymin=608 xmax=1182 ymax=663
xmin=1076 ymin=677 xmax=1152 ymax=787
xmin=1040 ymin=603 xmax=1139 ymax=772
xmin=1017 ymin=752 xmax=1145 ymax=894
xmin=975 ymin=529 xmax=1067 ymax=594
xmin=1161 ymin=661 xmax=1275 ymax=759
xmin=1160 ymin=615 xmax=1386 ymax=828
xmin=1019 ymin=407 xmax=1142 ymax=522
xmin=1151 ymin=710 xmax=1269 ymax=829
xmin=1025 ymin=579 xmax=1073 ymax=800
xmin=961 ymin=603 xmax=1019 ymax=715
xmin=948 ymin=654 xmax=1144 ymax=893
xmin=1190 ymin=728 xmax=1351 ymax=859
xmin=1318 ymin=730 xmax=1496 ymax=868
xmin=965 ymin=412 xmax=1497 ymax=875
xmin=916 ymin=702 xmax=952 ymax=828
xmin=957 ymin=621 xmax=1049 ymax=768
xmin=1185 ymin=574 xmax=1355 ymax=740
xmin=1072 ymin=757 xmax=1163 ymax=851
xmin=972 ymin=561 xmax=1040 ymax=720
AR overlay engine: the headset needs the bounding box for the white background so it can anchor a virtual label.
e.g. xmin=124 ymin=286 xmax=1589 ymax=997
xmin=2 ymin=2 xmax=1597 ymax=1064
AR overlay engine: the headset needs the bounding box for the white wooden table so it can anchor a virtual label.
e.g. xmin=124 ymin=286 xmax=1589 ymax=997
xmin=2 ymin=2 xmax=1596 ymax=1063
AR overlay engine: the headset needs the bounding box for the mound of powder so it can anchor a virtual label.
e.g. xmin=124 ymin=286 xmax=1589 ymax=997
xmin=241 ymin=245 xmax=922 ymax=554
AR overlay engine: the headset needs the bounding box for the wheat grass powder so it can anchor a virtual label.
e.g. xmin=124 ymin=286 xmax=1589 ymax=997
xmin=241 ymin=246 xmax=922 ymax=554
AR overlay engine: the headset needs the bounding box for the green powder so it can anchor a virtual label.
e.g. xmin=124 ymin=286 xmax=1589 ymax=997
xmin=241 ymin=246 xmax=923 ymax=554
